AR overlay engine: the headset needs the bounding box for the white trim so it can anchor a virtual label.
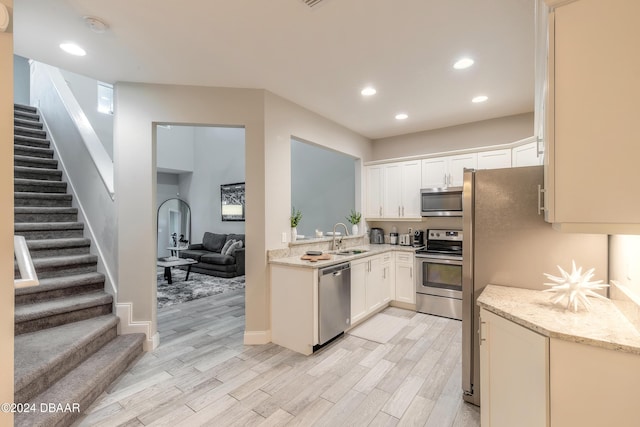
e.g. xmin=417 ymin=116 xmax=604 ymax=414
xmin=364 ymin=135 xmax=537 ymax=166
xmin=115 ymin=302 xmax=158 ymax=351
xmin=13 ymin=236 xmax=39 ymax=288
xmin=243 ymin=329 xmax=272 ymax=345
xmin=39 ymin=114 xmax=118 ymax=298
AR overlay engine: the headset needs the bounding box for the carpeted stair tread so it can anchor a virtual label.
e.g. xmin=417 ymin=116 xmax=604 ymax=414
xmin=15 ymin=206 xmax=78 ymax=223
xmin=14 ymin=117 xmax=43 ymax=129
xmin=15 ymin=272 xmax=105 ymax=305
xmin=14 ymin=154 xmax=58 ymax=169
xmin=14 ymin=178 xmax=67 ymax=193
xmin=15 ymin=125 xmax=47 ymax=139
xmin=14 ymin=333 xmax=144 ymax=427
xmin=14 ymin=144 xmax=54 ymax=159
xmin=15 ymin=103 xmax=38 ymax=113
xmin=14 ymin=192 xmax=73 ymax=207
xmin=26 ymin=237 xmax=91 ymax=252
xmin=15 ymin=165 xmax=63 ymax=181
xmin=14 ymin=315 xmax=119 ymax=403
xmin=14 ymin=109 xmax=40 ymax=121
xmin=15 ymin=221 xmax=84 ymax=232
xmin=16 ymin=253 xmax=98 ymax=280
xmin=14 ymin=135 xmax=51 ymax=149
xmin=15 ymin=291 xmax=112 ymax=322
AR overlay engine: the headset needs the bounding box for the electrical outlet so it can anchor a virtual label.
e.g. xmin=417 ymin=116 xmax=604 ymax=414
xmin=281 ymin=232 xmax=287 ymax=243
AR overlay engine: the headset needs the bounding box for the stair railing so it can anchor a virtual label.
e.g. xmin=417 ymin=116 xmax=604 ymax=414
xmin=14 ymin=235 xmax=39 ymax=288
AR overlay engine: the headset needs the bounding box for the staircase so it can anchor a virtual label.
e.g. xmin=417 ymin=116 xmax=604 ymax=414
xmin=12 ymin=104 xmax=145 ymax=427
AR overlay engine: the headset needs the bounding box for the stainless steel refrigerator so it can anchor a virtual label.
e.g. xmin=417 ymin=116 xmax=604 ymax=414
xmin=461 ymin=166 xmax=608 ymax=406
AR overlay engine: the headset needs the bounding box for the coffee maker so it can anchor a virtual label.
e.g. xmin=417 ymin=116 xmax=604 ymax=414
xmin=412 ymin=230 xmax=425 ymax=247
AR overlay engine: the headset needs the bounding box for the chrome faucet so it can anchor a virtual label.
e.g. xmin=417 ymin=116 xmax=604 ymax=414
xmin=332 ymin=222 xmax=350 ymax=251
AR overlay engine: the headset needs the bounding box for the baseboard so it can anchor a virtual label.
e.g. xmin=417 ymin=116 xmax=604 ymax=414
xmin=390 ymin=300 xmax=417 ymax=311
xmin=243 ymin=329 xmax=271 ymax=345
xmin=115 ymin=302 xmax=158 ymax=351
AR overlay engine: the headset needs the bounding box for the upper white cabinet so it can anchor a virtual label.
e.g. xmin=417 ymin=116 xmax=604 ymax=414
xmin=512 ymin=142 xmax=543 ymax=167
xmin=366 ymin=160 xmax=421 ymax=219
xmin=534 ymin=0 xmax=549 ymax=157
xmin=544 ymin=0 xmax=640 ymax=232
xmin=477 ymin=149 xmax=512 ymax=170
xmin=365 ymin=165 xmax=384 ymax=218
xmin=421 ymin=153 xmax=477 ymax=188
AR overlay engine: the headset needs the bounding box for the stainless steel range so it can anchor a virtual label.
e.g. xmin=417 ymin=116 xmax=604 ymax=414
xmin=415 ymin=229 xmax=463 ymax=320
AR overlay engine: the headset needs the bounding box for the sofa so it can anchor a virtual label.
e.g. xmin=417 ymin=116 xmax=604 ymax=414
xmin=179 ymin=232 xmax=245 ymax=278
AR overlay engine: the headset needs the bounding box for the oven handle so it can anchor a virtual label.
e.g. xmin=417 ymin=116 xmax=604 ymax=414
xmin=415 ymin=256 xmax=463 ymax=266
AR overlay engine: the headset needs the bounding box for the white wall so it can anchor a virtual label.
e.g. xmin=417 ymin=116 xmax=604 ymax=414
xmin=58 ymin=69 xmax=114 ymax=160
xmin=188 ymin=126 xmax=245 ymax=240
xmin=13 ymin=54 xmax=29 ymax=105
xmin=371 ymin=112 xmax=534 ymax=160
xmin=1 ymin=2 xmax=15 ymax=424
xmin=291 ymin=138 xmax=356 ymax=237
xmin=156 ymin=125 xmax=195 ymax=173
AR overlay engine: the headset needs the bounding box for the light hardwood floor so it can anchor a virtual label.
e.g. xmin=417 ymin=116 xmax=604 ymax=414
xmin=73 ymin=290 xmax=480 ymax=426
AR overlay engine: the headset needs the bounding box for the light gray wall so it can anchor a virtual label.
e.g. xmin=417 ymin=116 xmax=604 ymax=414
xmin=58 ymin=69 xmax=114 ymax=160
xmin=187 ymin=126 xmax=246 ymax=242
xmin=13 ymin=55 xmax=29 ymax=105
xmin=371 ymin=112 xmax=534 ymax=160
xmin=157 ymin=172 xmax=180 ymax=206
xmin=156 ymin=125 xmax=195 ymax=173
xmin=291 ymin=138 xmax=356 ymax=237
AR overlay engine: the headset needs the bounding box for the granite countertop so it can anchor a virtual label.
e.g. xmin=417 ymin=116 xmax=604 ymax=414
xmin=478 ymin=285 xmax=640 ymax=355
xmin=269 ymin=244 xmax=418 ymax=268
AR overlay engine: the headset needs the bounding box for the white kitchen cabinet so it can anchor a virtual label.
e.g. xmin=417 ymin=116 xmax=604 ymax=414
xmin=350 ymin=258 xmax=368 ymax=324
xmin=365 ymin=256 xmax=384 ymax=313
xmin=511 ymin=142 xmax=542 ymax=167
xmin=367 ymin=160 xmax=421 ymax=220
xmin=394 ymin=252 xmax=415 ymax=304
xmin=365 ymin=165 xmax=384 ymax=218
xmin=544 ymin=0 xmax=640 ymax=232
xmin=480 ymin=309 xmax=549 ymax=427
xmin=351 ymin=254 xmax=388 ymax=324
xmin=422 ymin=154 xmax=477 ymax=188
xmin=534 ymin=0 xmax=549 ymax=159
xmin=477 ymin=149 xmax=511 ymax=170
xmin=381 ymin=252 xmax=394 ymax=303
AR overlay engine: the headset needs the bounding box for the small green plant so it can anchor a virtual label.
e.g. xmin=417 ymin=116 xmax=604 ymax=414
xmin=346 ymin=209 xmax=362 ymax=225
xmin=290 ymin=207 xmax=302 ymax=228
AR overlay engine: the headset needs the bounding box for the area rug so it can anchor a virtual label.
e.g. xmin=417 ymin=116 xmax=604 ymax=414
xmin=347 ymin=312 xmax=410 ymax=344
xmin=156 ymin=268 xmax=245 ymax=309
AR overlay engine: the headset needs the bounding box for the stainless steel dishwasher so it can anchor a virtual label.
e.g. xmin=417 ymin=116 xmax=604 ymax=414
xmin=318 ymin=262 xmax=351 ymax=346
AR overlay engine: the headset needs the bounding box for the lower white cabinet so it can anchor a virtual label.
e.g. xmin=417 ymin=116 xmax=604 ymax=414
xmin=481 ymin=307 xmax=640 ymax=427
xmin=394 ymin=252 xmax=415 ymax=304
xmin=480 ymin=309 xmax=549 ymax=427
xmin=381 ymin=252 xmax=394 ymax=303
xmin=351 ymin=254 xmax=388 ymax=324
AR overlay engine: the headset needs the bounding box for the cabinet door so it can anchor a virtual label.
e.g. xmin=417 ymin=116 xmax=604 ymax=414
xmin=394 ymin=252 xmax=415 ymax=304
xmin=365 ymin=165 xmax=384 ymax=218
xmin=366 ymin=256 xmax=384 ymax=313
xmin=512 ymin=142 xmax=542 ymax=167
xmin=480 ymin=309 xmax=549 ymax=427
xmin=350 ymin=259 xmax=367 ymax=324
xmin=548 ymin=0 xmax=640 ymax=226
xmin=383 ymin=163 xmax=402 ymax=218
xmin=477 ymin=149 xmax=511 ymax=170
xmin=421 ymin=157 xmax=448 ymax=188
xmin=400 ymin=160 xmax=422 ymax=217
xmin=448 ymin=153 xmax=477 ymax=186
xmin=382 ymin=252 xmax=394 ymax=302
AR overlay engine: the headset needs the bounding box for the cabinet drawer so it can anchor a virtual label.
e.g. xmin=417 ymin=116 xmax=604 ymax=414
xmin=395 ymin=252 xmax=413 ymax=264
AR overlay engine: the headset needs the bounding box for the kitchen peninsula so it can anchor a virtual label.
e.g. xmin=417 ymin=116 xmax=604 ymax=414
xmin=269 ymin=237 xmax=418 ymax=355
xmin=477 ymin=285 xmax=640 ymax=427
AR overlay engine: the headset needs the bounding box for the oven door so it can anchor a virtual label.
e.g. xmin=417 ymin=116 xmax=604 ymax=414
xmin=416 ymin=256 xmax=463 ymax=298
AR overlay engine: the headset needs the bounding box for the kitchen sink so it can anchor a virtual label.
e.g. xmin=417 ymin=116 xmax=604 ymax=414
xmin=335 ymin=249 xmax=369 ymax=256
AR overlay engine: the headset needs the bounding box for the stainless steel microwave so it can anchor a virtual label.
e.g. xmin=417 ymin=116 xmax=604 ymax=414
xmin=420 ymin=187 xmax=463 ymax=217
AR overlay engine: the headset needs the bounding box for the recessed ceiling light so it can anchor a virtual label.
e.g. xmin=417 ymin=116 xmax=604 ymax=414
xmin=454 ymin=58 xmax=474 ymax=70
xmin=59 ymin=43 xmax=86 ymax=56
xmin=472 ymin=95 xmax=488 ymax=103
xmin=395 ymin=113 xmax=408 ymax=120
xmin=361 ymin=87 xmax=377 ymax=96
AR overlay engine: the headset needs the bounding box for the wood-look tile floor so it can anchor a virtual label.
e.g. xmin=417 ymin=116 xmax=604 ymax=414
xmin=73 ymin=290 xmax=480 ymax=426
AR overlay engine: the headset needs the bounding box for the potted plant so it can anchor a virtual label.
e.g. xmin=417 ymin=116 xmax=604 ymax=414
xmin=290 ymin=207 xmax=302 ymax=242
xmin=346 ymin=209 xmax=362 ymax=235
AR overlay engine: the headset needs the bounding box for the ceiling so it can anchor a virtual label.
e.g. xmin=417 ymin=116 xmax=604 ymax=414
xmin=13 ymin=0 xmax=535 ymax=140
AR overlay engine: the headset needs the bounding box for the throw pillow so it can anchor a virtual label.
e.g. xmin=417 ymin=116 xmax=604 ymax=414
xmin=220 ymin=239 xmax=236 ymax=255
xmin=225 ymin=239 xmax=243 ymax=256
